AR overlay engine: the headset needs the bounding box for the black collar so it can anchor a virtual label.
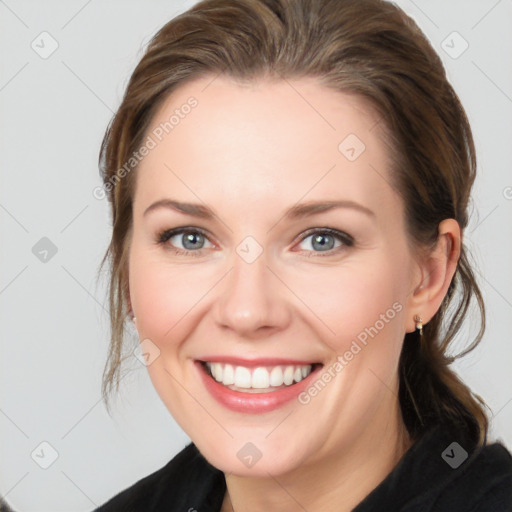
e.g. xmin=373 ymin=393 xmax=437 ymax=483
xmin=149 ymin=423 xmax=511 ymax=512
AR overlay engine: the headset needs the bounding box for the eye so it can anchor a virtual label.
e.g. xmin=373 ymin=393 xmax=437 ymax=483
xmin=156 ymin=226 xmax=354 ymax=257
xmin=157 ymin=227 xmax=214 ymax=256
xmin=296 ymin=228 xmax=353 ymax=256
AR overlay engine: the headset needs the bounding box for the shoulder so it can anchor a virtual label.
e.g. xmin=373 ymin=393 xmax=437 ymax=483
xmin=93 ymin=443 xmax=225 ymax=512
xmin=433 ymin=441 xmax=512 ymax=511
xmin=408 ymin=430 xmax=512 ymax=512
xmin=0 ymin=497 xmax=14 ymax=512
xmin=354 ymin=425 xmax=512 ymax=512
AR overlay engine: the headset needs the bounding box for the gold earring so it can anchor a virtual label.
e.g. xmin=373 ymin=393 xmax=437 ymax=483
xmin=414 ymin=315 xmax=423 ymax=336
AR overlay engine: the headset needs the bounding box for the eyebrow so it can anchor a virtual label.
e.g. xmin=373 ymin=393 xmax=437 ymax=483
xmin=143 ymin=198 xmax=375 ymax=220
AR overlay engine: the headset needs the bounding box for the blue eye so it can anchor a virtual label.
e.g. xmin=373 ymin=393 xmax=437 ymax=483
xmin=157 ymin=228 xmax=213 ymax=257
xmin=156 ymin=227 xmax=353 ymax=257
xmin=296 ymin=228 xmax=354 ymax=255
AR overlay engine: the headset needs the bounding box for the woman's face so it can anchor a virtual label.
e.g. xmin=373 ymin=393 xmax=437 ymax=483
xmin=128 ymin=75 xmax=420 ymax=476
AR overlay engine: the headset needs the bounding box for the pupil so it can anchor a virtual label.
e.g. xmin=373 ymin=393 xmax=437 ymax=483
xmin=314 ymin=234 xmax=333 ymax=251
xmin=184 ymin=232 xmax=202 ymax=249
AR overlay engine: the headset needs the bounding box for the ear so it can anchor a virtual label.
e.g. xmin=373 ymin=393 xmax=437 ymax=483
xmin=404 ymin=219 xmax=461 ymax=333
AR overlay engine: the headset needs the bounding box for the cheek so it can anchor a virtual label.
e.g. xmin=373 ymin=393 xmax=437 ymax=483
xmin=291 ymin=258 xmax=405 ymax=351
xmin=128 ymin=243 xmax=216 ymax=351
xmin=127 ymin=245 xmax=211 ymax=423
xmin=129 ymin=246 xmax=408 ymax=355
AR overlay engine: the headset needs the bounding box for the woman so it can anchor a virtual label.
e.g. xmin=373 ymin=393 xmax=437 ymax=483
xmin=94 ymin=0 xmax=512 ymax=510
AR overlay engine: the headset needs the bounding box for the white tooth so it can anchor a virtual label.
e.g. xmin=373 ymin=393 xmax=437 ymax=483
xmin=301 ymin=365 xmax=312 ymax=378
xmin=223 ymin=364 xmax=235 ymax=385
xmin=283 ymin=366 xmax=294 ymax=385
xmin=234 ymin=366 xmax=252 ymax=388
xmin=269 ymin=366 xmax=284 ymax=387
xmin=252 ymin=367 xmax=270 ymax=388
xmin=212 ymin=362 xmax=223 ymax=382
xmin=294 ymin=367 xmax=303 ymax=383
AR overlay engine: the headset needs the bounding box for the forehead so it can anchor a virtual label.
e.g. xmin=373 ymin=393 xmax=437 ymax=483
xmin=134 ymin=75 xmax=399 ymax=222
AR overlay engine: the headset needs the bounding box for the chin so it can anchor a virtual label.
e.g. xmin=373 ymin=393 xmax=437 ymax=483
xmin=189 ymin=428 xmax=316 ymax=478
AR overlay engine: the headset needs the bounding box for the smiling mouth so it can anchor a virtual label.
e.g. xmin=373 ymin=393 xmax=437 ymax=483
xmin=200 ymin=361 xmax=322 ymax=394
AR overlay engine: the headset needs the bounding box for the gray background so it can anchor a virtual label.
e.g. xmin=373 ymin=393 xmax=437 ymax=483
xmin=1 ymin=1 xmax=511 ymax=510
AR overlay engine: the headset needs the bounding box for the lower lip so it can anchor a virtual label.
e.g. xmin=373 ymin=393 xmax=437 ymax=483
xmin=196 ymin=361 xmax=321 ymax=413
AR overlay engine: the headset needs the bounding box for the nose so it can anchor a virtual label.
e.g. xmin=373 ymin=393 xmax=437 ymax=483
xmin=213 ymin=249 xmax=292 ymax=338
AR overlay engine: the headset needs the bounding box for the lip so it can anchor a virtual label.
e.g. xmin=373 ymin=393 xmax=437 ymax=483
xmin=195 ymin=359 xmax=322 ymax=413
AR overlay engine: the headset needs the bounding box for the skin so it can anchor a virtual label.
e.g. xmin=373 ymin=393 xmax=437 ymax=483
xmin=127 ymin=75 xmax=460 ymax=511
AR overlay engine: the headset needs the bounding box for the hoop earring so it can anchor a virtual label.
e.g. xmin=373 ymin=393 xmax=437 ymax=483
xmin=414 ymin=315 xmax=423 ymax=337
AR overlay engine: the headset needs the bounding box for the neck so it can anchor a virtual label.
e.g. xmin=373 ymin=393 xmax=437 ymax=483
xmin=221 ymin=403 xmax=412 ymax=512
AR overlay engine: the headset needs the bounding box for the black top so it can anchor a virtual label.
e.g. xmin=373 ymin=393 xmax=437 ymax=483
xmin=94 ymin=424 xmax=512 ymax=511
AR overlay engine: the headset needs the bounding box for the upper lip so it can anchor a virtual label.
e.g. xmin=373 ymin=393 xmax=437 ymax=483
xmin=197 ymin=356 xmax=321 ymax=367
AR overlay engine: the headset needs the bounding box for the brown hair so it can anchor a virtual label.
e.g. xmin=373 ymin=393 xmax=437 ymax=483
xmin=98 ymin=0 xmax=489 ymax=446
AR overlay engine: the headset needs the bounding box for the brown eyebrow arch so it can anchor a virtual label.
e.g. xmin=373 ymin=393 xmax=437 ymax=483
xmin=143 ymin=199 xmax=375 ymax=220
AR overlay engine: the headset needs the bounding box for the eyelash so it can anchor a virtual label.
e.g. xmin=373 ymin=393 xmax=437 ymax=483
xmin=156 ymin=226 xmax=354 ymax=258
